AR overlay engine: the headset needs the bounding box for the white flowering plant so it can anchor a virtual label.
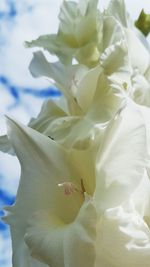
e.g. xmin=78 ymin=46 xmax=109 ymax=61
xmin=1 ymin=0 xmax=150 ymax=266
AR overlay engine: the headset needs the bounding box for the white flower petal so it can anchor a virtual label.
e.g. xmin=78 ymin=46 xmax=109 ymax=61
xmin=5 ymin=117 xmax=83 ymax=267
xmin=136 ymin=104 xmax=150 ymax=156
xmin=76 ymin=65 xmax=102 ymax=112
xmin=125 ymin=29 xmax=150 ymax=74
xmin=131 ymin=171 xmax=150 ymax=217
xmin=26 ymin=0 xmax=99 ymax=66
xmin=94 ymin=102 xmax=146 ymax=210
xmin=106 ymin=0 xmax=128 ymax=27
xmin=29 ymin=51 xmax=75 ymax=96
xmin=102 ymin=16 xmax=125 ymax=51
xmin=87 ymin=71 xmax=121 ymax=122
xmin=0 ymin=134 xmax=14 ymax=155
xmin=131 ymin=72 xmax=150 ymax=106
xmin=101 ymin=39 xmax=131 ymax=91
xmin=6 ymin=117 xmax=83 ymax=221
xmin=96 ymin=205 xmax=150 ymax=267
xmin=3 ymin=235 xmax=48 ymax=267
xmin=44 ymin=115 xmax=81 ymax=144
xmin=29 ymin=51 xmax=87 ymax=115
xmin=134 ymin=28 xmax=150 ymax=54
xmin=28 ymin=99 xmax=67 ymax=135
xmin=26 ymin=34 xmax=74 ymax=65
xmin=24 ymin=196 xmax=97 ymax=267
xmin=59 ymin=0 xmax=98 ymax=46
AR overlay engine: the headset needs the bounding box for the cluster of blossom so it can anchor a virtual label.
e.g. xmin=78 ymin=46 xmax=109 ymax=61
xmin=1 ymin=0 xmax=150 ymax=266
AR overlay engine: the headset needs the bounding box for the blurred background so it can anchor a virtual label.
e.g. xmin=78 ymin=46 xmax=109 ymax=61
xmin=0 ymin=0 xmax=150 ymax=266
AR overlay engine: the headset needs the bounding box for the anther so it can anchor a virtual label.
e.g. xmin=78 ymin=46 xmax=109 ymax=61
xmin=58 ymin=179 xmax=86 ymax=196
xmin=58 ymin=182 xmax=78 ymax=196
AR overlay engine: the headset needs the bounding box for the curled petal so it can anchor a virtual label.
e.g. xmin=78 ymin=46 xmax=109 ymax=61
xmin=0 ymin=134 xmax=14 ymax=155
xmin=4 ymin=117 xmax=83 ymax=267
xmin=96 ymin=205 xmax=150 ymax=267
xmin=24 ymin=196 xmax=97 ymax=267
xmin=125 ymin=29 xmax=150 ymax=74
xmin=106 ymin=0 xmax=128 ymax=27
xmin=94 ymin=102 xmax=147 ymax=210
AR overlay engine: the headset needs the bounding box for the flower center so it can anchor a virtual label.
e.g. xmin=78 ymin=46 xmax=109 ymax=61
xmin=58 ymin=179 xmax=85 ymax=196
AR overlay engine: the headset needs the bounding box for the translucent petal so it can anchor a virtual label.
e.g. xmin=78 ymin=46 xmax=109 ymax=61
xmin=0 ymin=134 xmax=14 ymax=155
xmin=5 ymin=118 xmax=83 ymax=267
xmin=136 ymin=104 xmax=150 ymax=156
xmin=29 ymin=51 xmax=76 ymax=97
xmin=59 ymin=0 xmax=98 ymax=46
xmin=94 ymin=102 xmax=146 ymax=211
xmin=25 ymin=34 xmax=74 ymax=65
xmin=125 ymin=29 xmax=150 ymax=74
xmin=6 ymin=117 xmax=83 ymax=222
xmin=24 ymin=196 xmax=97 ymax=267
xmin=26 ymin=0 xmax=99 ymax=66
xmin=87 ymin=71 xmax=121 ymax=122
xmin=131 ymin=72 xmax=150 ymax=107
xmin=29 ymin=51 xmax=86 ymax=115
xmin=102 ymin=16 xmax=124 ymax=52
xmin=106 ymin=0 xmax=128 ymax=27
xmin=95 ymin=205 xmax=150 ymax=267
xmin=76 ymin=65 xmax=102 ymax=112
xmin=28 ymin=99 xmax=67 ymax=135
xmin=131 ymin=171 xmax=150 ymax=217
xmin=101 ymin=40 xmax=131 ymax=86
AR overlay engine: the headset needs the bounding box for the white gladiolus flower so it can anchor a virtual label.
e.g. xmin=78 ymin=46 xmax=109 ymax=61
xmin=1 ymin=0 xmax=150 ymax=266
xmin=1 ymin=0 xmax=150 ymax=153
xmin=25 ymin=0 xmax=150 ymax=106
xmin=1 ymin=63 xmax=121 ymax=152
xmin=25 ymin=0 xmax=101 ymax=67
xmin=4 ymin=102 xmax=150 ymax=267
xmin=104 ymin=0 xmax=150 ymax=106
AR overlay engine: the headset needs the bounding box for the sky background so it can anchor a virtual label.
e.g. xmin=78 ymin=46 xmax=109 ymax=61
xmin=0 ymin=0 xmax=150 ymax=266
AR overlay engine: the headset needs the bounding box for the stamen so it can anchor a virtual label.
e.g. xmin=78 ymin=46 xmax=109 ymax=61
xmin=80 ymin=179 xmax=85 ymax=195
xmin=58 ymin=179 xmax=86 ymax=196
xmin=58 ymin=182 xmax=78 ymax=196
